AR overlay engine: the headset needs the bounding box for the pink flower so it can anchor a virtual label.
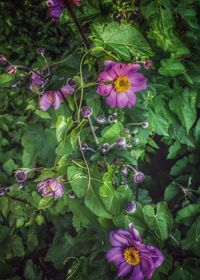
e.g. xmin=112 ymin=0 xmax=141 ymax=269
xmin=97 ymin=61 xmax=147 ymax=109
xmin=30 ymin=72 xmax=44 ymax=90
xmin=39 ymin=84 xmax=75 ymax=111
xmin=6 ymin=64 xmax=17 ymax=75
xmin=37 ymin=177 xmax=64 ymax=199
xmin=46 ymin=0 xmax=80 ymax=21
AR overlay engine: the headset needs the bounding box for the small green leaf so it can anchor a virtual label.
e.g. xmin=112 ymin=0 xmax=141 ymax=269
xmin=176 ymin=203 xmax=200 ymax=226
xmin=37 ymin=197 xmax=54 ymax=210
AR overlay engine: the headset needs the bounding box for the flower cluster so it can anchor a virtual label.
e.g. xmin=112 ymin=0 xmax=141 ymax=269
xmin=107 ymin=224 xmax=164 ymax=280
xmin=97 ymin=61 xmax=147 ymax=109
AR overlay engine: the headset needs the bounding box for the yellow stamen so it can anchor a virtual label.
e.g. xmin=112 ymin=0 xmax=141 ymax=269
xmin=114 ymin=76 xmax=130 ymax=93
xmin=45 ymin=185 xmax=53 ymax=193
xmin=123 ymin=247 xmax=140 ymax=266
xmin=49 ymin=94 xmax=55 ymax=103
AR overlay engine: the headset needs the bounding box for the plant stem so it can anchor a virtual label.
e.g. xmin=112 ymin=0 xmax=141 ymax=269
xmin=64 ymin=1 xmax=90 ymax=49
xmin=88 ymin=116 xmax=99 ymax=145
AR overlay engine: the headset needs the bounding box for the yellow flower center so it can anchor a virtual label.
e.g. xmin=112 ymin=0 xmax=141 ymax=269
xmin=49 ymin=94 xmax=55 ymax=103
xmin=114 ymin=76 xmax=130 ymax=93
xmin=123 ymin=247 xmax=140 ymax=266
xmin=45 ymin=185 xmax=53 ymax=193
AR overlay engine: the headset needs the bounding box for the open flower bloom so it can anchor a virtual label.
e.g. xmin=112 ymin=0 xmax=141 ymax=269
xmin=37 ymin=177 xmax=64 ymax=199
xmin=97 ymin=61 xmax=147 ymax=109
xmin=46 ymin=0 xmax=80 ymax=21
xmin=106 ymin=224 xmax=164 ymax=280
xmin=39 ymin=84 xmax=75 ymax=111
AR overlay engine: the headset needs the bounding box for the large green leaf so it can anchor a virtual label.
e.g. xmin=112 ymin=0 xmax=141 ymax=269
xmin=143 ymin=202 xmax=173 ymax=240
xmin=176 ymin=204 xmax=200 ymax=226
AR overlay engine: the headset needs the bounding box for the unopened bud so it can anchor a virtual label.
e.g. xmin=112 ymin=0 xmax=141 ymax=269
xmin=134 ymin=172 xmax=145 ymax=184
xmin=6 ymin=64 xmax=17 ymax=75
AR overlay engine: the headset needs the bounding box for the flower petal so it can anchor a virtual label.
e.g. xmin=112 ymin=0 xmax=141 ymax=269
xmin=39 ymin=92 xmax=52 ymax=111
xmin=129 ymin=73 xmax=147 ymax=93
xmin=98 ymin=71 xmax=114 ymax=82
xmin=97 ymin=84 xmax=113 ymax=96
xmin=140 ymin=255 xmax=155 ymax=279
xmin=106 ymin=90 xmax=117 ymax=108
xmin=128 ymin=265 xmax=144 ymax=280
xmin=128 ymin=224 xmax=142 ymax=243
xmin=53 ymin=92 xmax=62 ymax=109
xmin=123 ymin=64 xmax=141 ymax=75
xmin=117 ymin=93 xmax=129 ymax=109
xmin=126 ymin=92 xmax=137 ymax=108
xmin=106 ymin=247 xmax=123 ymax=266
xmin=109 ymin=230 xmax=130 ymax=247
xmin=117 ymin=262 xmax=132 ymax=277
xmin=104 ymin=60 xmax=117 ymax=71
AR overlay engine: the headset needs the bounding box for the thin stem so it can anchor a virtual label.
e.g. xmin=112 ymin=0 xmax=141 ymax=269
xmin=126 ymin=164 xmax=137 ymax=173
xmin=64 ymin=1 xmax=90 ymax=49
xmin=88 ymin=116 xmax=99 ymax=145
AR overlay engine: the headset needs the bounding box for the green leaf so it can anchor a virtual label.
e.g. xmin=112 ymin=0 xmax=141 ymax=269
xmin=67 ymin=165 xmax=88 ymax=198
xmin=3 ymin=159 xmax=18 ymax=175
xmin=181 ymin=217 xmax=200 ymax=255
xmin=170 ymin=156 xmax=188 ymax=176
xmin=167 ymin=141 xmax=182 ymax=159
xmin=143 ymin=201 xmax=173 ymax=240
xmin=176 ymin=203 xmax=200 ymax=226
xmin=70 ymin=119 xmax=87 ymax=149
xmin=37 ymin=197 xmax=54 ymax=210
xmin=91 ymin=22 xmax=153 ymax=60
xmin=164 ymin=183 xmax=182 ymax=203
xmin=148 ymin=111 xmax=169 ymax=136
xmin=159 ymin=59 xmax=186 ymax=77
xmin=0 ymin=73 xmax=14 ymax=85
xmin=56 ymin=116 xmax=73 ymax=143
xmin=102 ymin=122 xmax=123 ymax=142
xmin=10 ymin=235 xmax=25 ymax=257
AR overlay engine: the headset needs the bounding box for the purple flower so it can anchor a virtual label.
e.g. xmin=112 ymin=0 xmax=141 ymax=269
xmin=144 ymin=60 xmax=153 ymax=69
xmin=46 ymin=0 xmax=80 ymax=21
xmin=81 ymin=106 xmax=93 ymax=118
xmin=106 ymin=224 xmax=164 ymax=280
xmin=37 ymin=177 xmax=64 ymax=199
xmin=0 ymin=188 xmax=7 ymax=196
xmin=97 ymin=61 xmax=147 ymax=109
xmin=30 ymin=72 xmax=44 ymax=90
xmin=134 ymin=172 xmax=145 ymax=184
xmin=6 ymin=64 xmax=17 ymax=74
xmin=15 ymin=170 xmax=27 ymax=183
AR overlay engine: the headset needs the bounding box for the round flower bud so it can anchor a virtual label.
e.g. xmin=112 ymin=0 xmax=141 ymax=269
xmin=67 ymin=78 xmax=76 ymax=87
xmin=6 ymin=64 xmax=17 ymax=75
xmin=0 ymin=187 xmax=7 ymax=196
xmin=116 ymin=137 xmax=126 ymax=149
xmin=15 ymin=170 xmax=27 ymax=183
xmin=144 ymin=60 xmax=153 ymax=69
xmin=96 ymin=114 xmax=106 ymax=124
xmin=68 ymin=191 xmax=76 ymax=199
xmin=142 ymin=121 xmax=149 ymax=129
xmin=108 ymin=115 xmax=114 ymax=123
xmin=81 ymin=106 xmax=93 ymax=118
xmin=125 ymin=201 xmax=137 ymax=214
xmin=134 ymin=171 xmax=145 ymax=184
xmin=121 ymin=166 xmax=129 ymax=175
xmin=103 ymin=143 xmax=110 ymax=150
xmin=39 ymin=86 xmax=45 ymax=94
xmin=0 ymin=55 xmax=6 ymax=64
xmin=81 ymin=143 xmax=88 ymax=151
xmin=37 ymin=48 xmax=45 ymax=55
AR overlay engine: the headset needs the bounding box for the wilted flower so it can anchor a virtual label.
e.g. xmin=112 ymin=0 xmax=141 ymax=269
xmin=81 ymin=106 xmax=93 ymax=118
xmin=0 ymin=55 xmax=6 ymax=64
xmin=116 ymin=137 xmax=127 ymax=149
xmin=96 ymin=114 xmax=106 ymax=124
xmin=15 ymin=170 xmax=27 ymax=183
xmin=97 ymin=61 xmax=147 ymax=109
xmin=37 ymin=177 xmax=64 ymax=199
xmin=106 ymin=224 xmax=164 ymax=280
xmin=134 ymin=172 xmax=145 ymax=184
xmin=144 ymin=60 xmax=153 ymax=69
xmin=125 ymin=201 xmax=137 ymax=214
xmin=6 ymin=64 xmax=17 ymax=74
xmin=30 ymin=72 xmax=44 ymax=90
xmin=46 ymin=0 xmax=80 ymax=21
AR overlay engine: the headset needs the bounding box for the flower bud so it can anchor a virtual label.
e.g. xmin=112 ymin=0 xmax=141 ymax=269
xmin=0 ymin=187 xmax=7 ymax=196
xmin=103 ymin=143 xmax=110 ymax=150
xmin=125 ymin=201 xmax=137 ymax=214
xmin=123 ymin=128 xmax=130 ymax=134
xmin=81 ymin=143 xmax=88 ymax=151
xmin=6 ymin=64 xmax=17 ymax=75
xmin=134 ymin=171 xmax=145 ymax=184
xmin=144 ymin=60 xmax=153 ymax=69
xmin=108 ymin=115 xmax=114 ymax=123
xmin=96 ymin=114 xmax=106 ymax=124
xmin=67 ymin=78 xmax=76 ymax=87
xmin=0 ymin=55 xmax=6 ymax=64
xmin=15 ymin=170 xmax=27 ymax=183
xmin=68 ymin=191 xmax=76 ymax=199
xmin=116 ymin=137 xmax=126 ymax=149
xmin=142 ymin=121 xmax=149 ymax=129
xmin=81 ymin=106 xmax=93 ymax=118
xmin=37 ymin=48 xmax=45 ymax=55
xmin=121 ymin=166 xmax=129 ymax=175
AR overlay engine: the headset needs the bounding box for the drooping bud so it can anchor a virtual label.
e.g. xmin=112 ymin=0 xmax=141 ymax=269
xmin=116 ymin=137 xmax=126 ymax=149
xmin=101 ymin=143 xmax=110 ymax=154
xmin=0 ymin=188 xmax=7 ymax=197
xmin=0 ymin=55 xmax=6 ymax=64
xmin=142 ymin=121 xmax=149 ymax=129
xmin=125 ymin=201 xmax=137 ymax=214
xmin=37 ymin=48 xmax=45 ymax=55
xmin=68 ymin=191 xmax=76 ymax=199
xmin=81 ymin=143 xmax=88 ymax=151
xmin=15 ymin=170 xmax=27 ymax=183
xmin=121 ymin=166 xmax=129 ymax=175
xmin=144 ymin=60 xmax=153 ymax=69
xmin=134 ymin=171 xmax=145 ymax=184
xmin=6 ymin=64 xmax=17 ymax=75
xmin=81 ymin=106 xmax=93 ymax=118
xmin=96 ymin=114 xmax=106 ymax=124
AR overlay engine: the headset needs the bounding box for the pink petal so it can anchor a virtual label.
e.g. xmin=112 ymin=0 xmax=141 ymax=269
xmin=97 ymin=84 xmax=113 ymax=96
xmin=106 ymin=90 xmax=117 ymax=108
xmin=117 ymin=93 xmax=129 ymax=109
xmin=117 ymin=262 xmax=132 ymax=277
xmin=39 ymin=92 xmax=52 ymax=111
xmin=123 ymin=64 xmax=141 ymax=75
xmin=53 ymin=92 xmax=62 ymax=110
xmin=104 ymin=60 xmax=117 ymax=71
xmin=106 ymin=247 xmax=123 ymax=266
